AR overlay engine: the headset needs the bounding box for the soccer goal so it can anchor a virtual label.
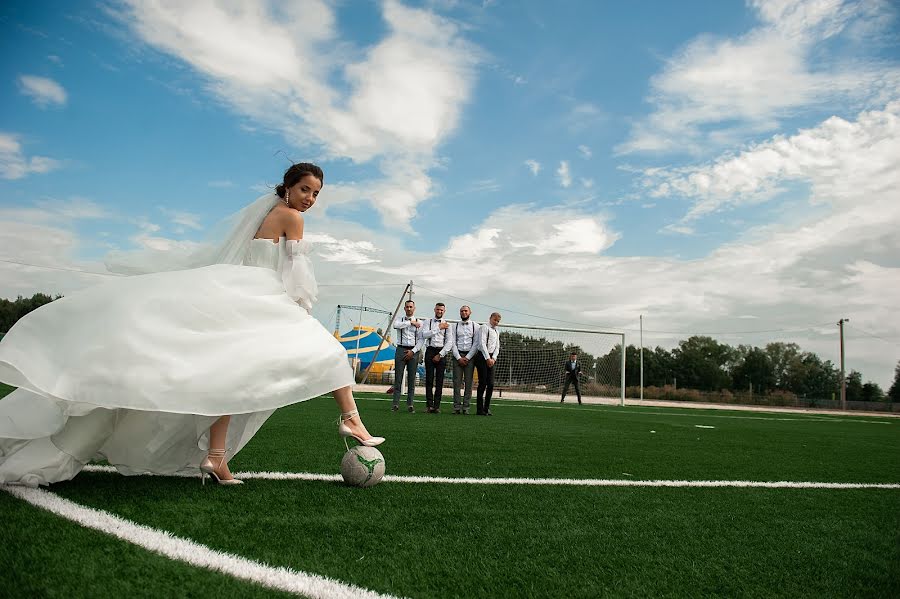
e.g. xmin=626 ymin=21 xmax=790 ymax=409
xmin=487 ymin=323 xmax=626 ymax=405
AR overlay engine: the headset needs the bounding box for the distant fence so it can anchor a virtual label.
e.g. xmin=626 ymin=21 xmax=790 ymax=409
xmin=359 ymin=369 xmax=897 ymax=413
xmin=625 ymin=385 xmax=898 ymax=413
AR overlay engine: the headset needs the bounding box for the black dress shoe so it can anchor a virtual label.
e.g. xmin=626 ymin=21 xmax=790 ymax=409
xmin=476 ymin=411 xmax=485 ymax=415
xmin=485 ymin=411 xmax=493 ymax=416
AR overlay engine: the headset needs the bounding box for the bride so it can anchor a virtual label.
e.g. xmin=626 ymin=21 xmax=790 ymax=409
xmin=0 ymin=162 xmax=383 ymax=487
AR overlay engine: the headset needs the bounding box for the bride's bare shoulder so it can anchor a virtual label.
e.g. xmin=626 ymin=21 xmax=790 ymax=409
xmin=259 ymin=204 xmax=303 ymax=239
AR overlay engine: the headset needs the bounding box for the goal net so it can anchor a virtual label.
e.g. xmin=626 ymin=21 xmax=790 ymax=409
xmin=488 ymin=323 xmax=625 ymax=404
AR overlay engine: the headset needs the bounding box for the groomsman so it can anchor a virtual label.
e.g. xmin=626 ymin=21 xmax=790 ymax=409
xmin=421 ymin=302 xmax=452 ymax=413
xmin=451 ymin=305 xmax=478 ymax=415
xmin=561 ymin=351 xmax=582 ymax=404
xmin=392 ymin=299 xmax=421 ymax=412
xmin=473 ymin=312 xmax=501 ymax=416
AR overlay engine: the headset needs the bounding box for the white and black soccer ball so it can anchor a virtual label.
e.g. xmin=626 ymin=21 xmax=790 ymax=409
xmin=340 ymin=446 xmax=385 ymax=488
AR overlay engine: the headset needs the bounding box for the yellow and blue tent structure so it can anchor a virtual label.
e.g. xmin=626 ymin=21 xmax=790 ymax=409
xmin=334 ymin=325 xmax=395 ymax=375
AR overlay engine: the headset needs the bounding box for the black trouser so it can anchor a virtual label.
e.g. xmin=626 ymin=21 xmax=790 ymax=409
xmin=561 ymin=375 xmax=582 ymax=404
xmin=424 ymin=346 xmax=446 ymax=410
xmin=473 ymin=352 xmax=495 ymax=414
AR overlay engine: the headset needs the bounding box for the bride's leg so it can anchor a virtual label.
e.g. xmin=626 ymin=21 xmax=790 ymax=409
xmin=333 ymin=386 xmax=380 ymax=442
xmin=207 ymin=415 xmax=236 ymax=480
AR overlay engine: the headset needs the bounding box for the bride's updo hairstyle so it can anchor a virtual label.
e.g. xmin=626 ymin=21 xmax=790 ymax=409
xmin=276 ymin=163 xmax=324 ymax=198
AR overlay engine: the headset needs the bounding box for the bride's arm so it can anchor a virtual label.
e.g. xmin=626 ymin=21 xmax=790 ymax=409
xmin=280 ymin=210 xmax=317 ymax=313
xmin=284 ymin=209 xmax=304 ymax=241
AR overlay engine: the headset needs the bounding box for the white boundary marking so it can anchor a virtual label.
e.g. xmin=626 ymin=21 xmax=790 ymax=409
xmin=359 ymin=396 xmax=894 ymax=424
xmin=2 ymin=485 xmax=402 ymax=599
xmin=80 ymin=465 xmax=900 ymax=489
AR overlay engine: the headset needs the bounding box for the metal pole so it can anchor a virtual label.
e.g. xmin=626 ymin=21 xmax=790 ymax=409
xmin=639 ymin=314 xmax=644 ymax=401
xmin=334 ymin=305 xmax=341 ymax=336
xmin=620 ymin=334 xmax=626 ymax=407
xmin=838 ymin=318 xmax=849 ymax=409
xmin=361 ymin=283 xmax=411 ymax=385
xmin=353 ymin=294 xmax=364 ymax=376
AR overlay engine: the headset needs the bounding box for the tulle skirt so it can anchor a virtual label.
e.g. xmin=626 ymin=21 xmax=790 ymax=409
xmin=0 ymin=264 xmax=354 ymax=486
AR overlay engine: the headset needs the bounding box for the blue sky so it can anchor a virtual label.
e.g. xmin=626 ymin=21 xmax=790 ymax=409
xmin=1 ymin=0 xmax=899 ymax=387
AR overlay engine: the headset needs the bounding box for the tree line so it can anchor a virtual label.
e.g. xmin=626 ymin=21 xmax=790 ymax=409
xmin=596 ymin=336 xmax=895 ymax=402
xmin=497 ymin=330 xmax=898 ymax=403
xmin=3 ymin=294 xmax=898 ymax=403
xmin=0 ymin=293 xmax=59 ymax=334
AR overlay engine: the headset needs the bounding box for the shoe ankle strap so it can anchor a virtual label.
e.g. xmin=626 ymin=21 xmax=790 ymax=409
xmin=207 ymin=448 xmax=226 ymax=457
xmin=341 ymin=409 xmax=359 ymax=421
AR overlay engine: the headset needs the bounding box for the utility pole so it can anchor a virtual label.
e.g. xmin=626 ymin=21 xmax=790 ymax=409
xmin=838 ymin=318 xmax=849 ymax=410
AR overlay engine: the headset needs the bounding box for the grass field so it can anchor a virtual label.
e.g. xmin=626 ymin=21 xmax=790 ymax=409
xmin=2 ymin=387 xmax=899 ymax=598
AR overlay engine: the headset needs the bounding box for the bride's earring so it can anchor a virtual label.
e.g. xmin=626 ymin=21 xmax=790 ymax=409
xmin=284 ymin=189 xmax=291 ymax=207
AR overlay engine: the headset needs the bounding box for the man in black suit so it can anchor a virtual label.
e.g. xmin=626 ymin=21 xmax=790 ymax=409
xmin=561 ymin=351 xmax=582 ymax=404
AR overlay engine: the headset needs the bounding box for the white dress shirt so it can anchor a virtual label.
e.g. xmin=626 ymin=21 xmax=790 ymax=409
xmin=475 ymin=323 xmax=500 ymax=361
xmin=419 ymin=318 xmax=452 ymax=357
xmin=451 ymin=320 xmax=478 ymax=360
xmin=392 ymin=315 xmax=420 ymax=347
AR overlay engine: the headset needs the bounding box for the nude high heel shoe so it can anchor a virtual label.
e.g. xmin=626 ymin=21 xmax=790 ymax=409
xmin=338 ymin=410 xmax=385 ymax=450
xmin=200 ymin=448 xmax=244 ymax=486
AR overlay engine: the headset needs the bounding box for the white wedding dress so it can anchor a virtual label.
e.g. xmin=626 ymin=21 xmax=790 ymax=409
xmin=0 ymin=234 xmax=354 ymax=486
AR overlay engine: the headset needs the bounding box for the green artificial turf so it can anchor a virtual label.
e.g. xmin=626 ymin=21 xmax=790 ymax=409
xmin=2 ymin=390 xmax=899 ymax=597
xmin=0 ymin=491 xmax=293 ymax=599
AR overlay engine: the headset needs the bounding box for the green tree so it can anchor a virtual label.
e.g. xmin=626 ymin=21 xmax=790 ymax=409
xmin=844 ymin=370 xmax=864 ymax=402
xmin=671 ymin=336 xmax=734 ymax=391
xmin=888 ymin=361 xmax=900 ymax=402
xmin=765 ymin=342 xmax=801 ymax=388
xmin=782 ymin=352 xmax=838 ymax=399
xmin=637 ymin=345 xmax=675 ymax=387
xmin=860 ymin=382 xmax=884 ymax=402
xmin=0 ymin=293 xmax=60 ymax=333
xmin=732 ymin=345 xmax=775 ymax=393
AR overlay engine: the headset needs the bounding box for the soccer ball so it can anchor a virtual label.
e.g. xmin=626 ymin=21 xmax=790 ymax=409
xmin=340 ymin=446 xmax=385 ymax=488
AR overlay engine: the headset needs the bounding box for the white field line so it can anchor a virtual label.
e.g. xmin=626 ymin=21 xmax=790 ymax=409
xmin=80 ymin=465 xmax=900 ymax=489
xmin=361 ymin=397 xmax=892 ymax=424
xmin=2 ymin=484 xmax=401 ymax=599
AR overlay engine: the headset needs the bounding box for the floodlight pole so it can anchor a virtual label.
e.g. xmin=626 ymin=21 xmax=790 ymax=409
xmin=838 ymin=318 xmax=849 ymax=410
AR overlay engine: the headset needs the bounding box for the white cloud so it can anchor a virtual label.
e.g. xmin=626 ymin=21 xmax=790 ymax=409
xmin=581 ymin=178 xmax=594 ymax=189
xmin=557 ymin=161 xmax=571 ymax=187
xmin=578 ymin=144 xmax=592 ymax=159
xmin=305 ymin=233 xmax=379 ymax=265
xmin=524 ymin=159 xmax=540 ymax=175
xmin=120 ymin=0 xmax=480 ymax=229
xmin=619 ymin=0 xmax=900 ymax=154
xmin=159 ymin=208 xmax=203 ymax=231
xmin=17 ymin=75 xmax=67 ymax=108
xmin=645 ymin=101 xmax=900 ymax=223
xmin=0 ymin=133 xmax=61 ymax=180
xmin=0 ymin=198 xmax=111 ymax=224
xmin=0 ymin=221 xmax=112 ymax=299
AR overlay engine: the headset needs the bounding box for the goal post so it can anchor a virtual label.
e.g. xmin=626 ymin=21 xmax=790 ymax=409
xmin=487 ymin=322 xmax=626 ymax=406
